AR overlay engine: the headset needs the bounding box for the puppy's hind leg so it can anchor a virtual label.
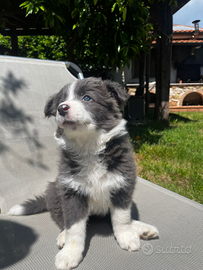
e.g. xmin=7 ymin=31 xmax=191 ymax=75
xmin=131 ymin=221 xmax=159 ymax=240
xmin=45 ymin=182 xmax=64 ymax=230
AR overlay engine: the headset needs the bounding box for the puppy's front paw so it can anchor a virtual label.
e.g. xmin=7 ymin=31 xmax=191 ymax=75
xmin=114 ymin=224 xmax=140 ymax=251
xmin=55 ymin=244 xmax=83 ymax=270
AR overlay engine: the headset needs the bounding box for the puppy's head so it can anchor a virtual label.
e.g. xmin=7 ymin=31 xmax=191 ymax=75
xmin=44 ymin=77 xmax=129 ymax=135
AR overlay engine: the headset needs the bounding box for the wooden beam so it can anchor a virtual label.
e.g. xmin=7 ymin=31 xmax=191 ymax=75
xmin=171 ymin=0 xmax=191 ymax=14
xmin=136 ymin=52 xmax=145 ymax=96
xmin=145 ymin=51 xmax=151 ymax=113
xmin=155 ymin=3 xmax=173 ymax=120
xmin=11 ymin=34 xmax=18 ymax=56
xmin=0 ymin=28 xmax=53 ymax=36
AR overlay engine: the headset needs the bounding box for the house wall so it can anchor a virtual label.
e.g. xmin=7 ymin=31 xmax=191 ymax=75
xmin=127 ymin=46 xmax=203 ymax=84
xmin=193 ymin=46 xmax=203 ymax=63
xmin=108 ymin=63 xmax=132 ymax=84
xmin=170 ymin=62 xmax=177 ymax=83
xmin=131 ymin=49 xmax=156 ymax=83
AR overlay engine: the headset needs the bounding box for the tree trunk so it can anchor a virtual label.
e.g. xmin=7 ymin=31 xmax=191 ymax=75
xmin=65 ymin=31 xmax=79 ymax=63
xmin=155 ymin=3 xmax=172 ymax=120
xmin=11 ymin=34 xmax=18 ymax=56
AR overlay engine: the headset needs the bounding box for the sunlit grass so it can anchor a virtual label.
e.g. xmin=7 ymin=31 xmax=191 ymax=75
xmin=129 ymin=112 xmax=203 ymax=204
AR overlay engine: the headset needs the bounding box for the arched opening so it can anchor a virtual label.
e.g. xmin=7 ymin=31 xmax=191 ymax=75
xmin=183 ymin=92 xmax=203 ymax=106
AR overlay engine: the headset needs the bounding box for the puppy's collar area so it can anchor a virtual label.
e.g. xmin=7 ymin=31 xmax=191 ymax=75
xmin=100 ymin=119 xmax=127 ymax=143
xmin=54 ymin=128 xmax=101 ymax=153
xmin=54 ymin=119 xmax=127 ymax=154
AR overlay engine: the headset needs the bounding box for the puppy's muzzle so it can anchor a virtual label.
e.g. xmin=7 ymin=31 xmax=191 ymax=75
xmin=58 ymin=104 xmax=70 ymax=116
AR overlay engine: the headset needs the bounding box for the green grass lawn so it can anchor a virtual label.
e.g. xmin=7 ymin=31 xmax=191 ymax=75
xmin=128 ymin=111 xmax=203 ymax=204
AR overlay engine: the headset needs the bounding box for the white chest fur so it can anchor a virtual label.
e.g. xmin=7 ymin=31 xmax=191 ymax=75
xmin=59 ymin=153 xmax=126 ymax=216
xmin=56 ymin=121 xmax=127 ymax=216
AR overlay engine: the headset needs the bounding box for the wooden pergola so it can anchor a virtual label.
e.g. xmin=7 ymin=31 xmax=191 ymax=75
xmin=0 ymin=0 xmax=53 ymax=55
xmin=137 ymin=0 xmax=190 ymax=119
xmin=0 ymin=0 xmax=190 ymax=120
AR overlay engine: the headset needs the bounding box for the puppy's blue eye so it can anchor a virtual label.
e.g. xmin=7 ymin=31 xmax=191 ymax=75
xmin=83 ymin=95 xmax=91 ymax=101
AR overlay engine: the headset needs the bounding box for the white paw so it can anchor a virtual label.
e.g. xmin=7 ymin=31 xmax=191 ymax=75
xmin=55 ymin=243 xmax=83 ymax=270
xmin=57 ymin=230 xmax=66 ymax=249
xmin=114 ymin=224 xmax=140 ymax=251
xmin=8 ymin=205 xmax=25 ymax=216
xmin=132 ymin=220 xmax=159 ymax=240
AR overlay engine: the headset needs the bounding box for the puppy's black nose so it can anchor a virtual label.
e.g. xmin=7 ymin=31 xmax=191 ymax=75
xmin=58 ymin=104 xmax=70 ymax=116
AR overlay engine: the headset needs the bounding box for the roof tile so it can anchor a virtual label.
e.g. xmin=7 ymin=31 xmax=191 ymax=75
xmin=173 ymin=24 xmax=203 ymax=32
xmin=172 ymin=39 xmax=203 ymax=44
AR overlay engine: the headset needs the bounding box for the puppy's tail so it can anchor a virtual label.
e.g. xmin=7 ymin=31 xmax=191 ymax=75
xmin=8 ymin=195 xmax=47 ymax=216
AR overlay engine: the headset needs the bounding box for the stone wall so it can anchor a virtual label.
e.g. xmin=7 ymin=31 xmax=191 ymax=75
xmin=169 ymin=83 xmax=203 ymax=107
xmin=126 ymin=83 xmax=203 ymax=108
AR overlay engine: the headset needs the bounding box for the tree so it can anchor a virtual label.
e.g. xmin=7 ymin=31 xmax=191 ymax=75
xmin=18 ymin=0 xmax=155 ymax=71
xmin=1 ymin=0 xmax=177 ymax=120
xmin=0 ymin=34 xmax=67 ymax=60
xmin=1 ymin=0 xmax=177 ymax=71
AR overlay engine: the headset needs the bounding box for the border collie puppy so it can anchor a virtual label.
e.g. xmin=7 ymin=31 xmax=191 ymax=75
xmin=9 ymin=77 xmax=159 ymax=270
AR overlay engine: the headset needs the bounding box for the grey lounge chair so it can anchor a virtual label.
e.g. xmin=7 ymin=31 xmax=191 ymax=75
xmin=0 ymin=56 xmax=202 ymax=270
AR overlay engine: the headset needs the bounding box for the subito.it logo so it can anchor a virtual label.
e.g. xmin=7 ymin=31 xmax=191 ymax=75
xmin=141 ymin=243 xmax=154 ymax=255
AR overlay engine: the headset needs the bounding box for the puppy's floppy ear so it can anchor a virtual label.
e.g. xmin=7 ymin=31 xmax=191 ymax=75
xmin=44 ymin=94 xmax=57 ymax=118
xmin=104 ymin=80 xmax=129 ymax=108
xmin=44 ymin=85 xmax=68 ymax=117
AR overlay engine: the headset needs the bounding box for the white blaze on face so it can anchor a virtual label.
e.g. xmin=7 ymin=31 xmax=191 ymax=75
xmin=67 ymin=81 xmax=76 ymax=101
